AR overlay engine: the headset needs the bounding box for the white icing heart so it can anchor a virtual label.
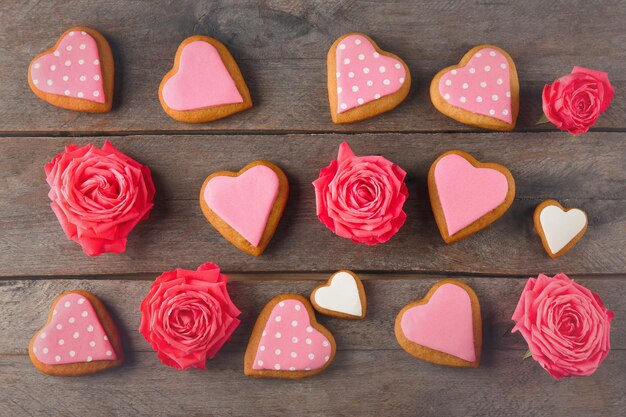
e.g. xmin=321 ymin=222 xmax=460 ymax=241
xmin=313 ymin=272 xmax=362 ymax=317
xmin=539 ymin=205 xmax=587 ymax=254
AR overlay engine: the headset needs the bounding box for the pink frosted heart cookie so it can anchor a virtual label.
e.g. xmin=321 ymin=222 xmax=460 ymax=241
xmin=327 ymin=33 xmax=411 ymax=123
xmin=244 ymin=294 xmax=336 ymax=378
xmin=200 ymin=161 xmax=289 ymax=256
xmin=29 ymin=291 xmax=123 ymax=376
xmin=159 ymin=36 xmax=252 ymax=123
xmin=395 ymin=280 xmax=482 ymax=367
xmin=430 ymin=45 xmax=519 ymax=130
xmin=28 ymin=27 xmax=114 ymax=113
xmin=428 ymin=150 xmax=515 ymax=243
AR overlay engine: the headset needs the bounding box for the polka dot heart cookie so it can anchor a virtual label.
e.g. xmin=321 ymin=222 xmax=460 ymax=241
xmin=430 ymin=45 xmax=519 ymax=130
xmin=244 ymin=294 xmax=336 ymax=379
xmin=28 ymin=27 xmax=114 ymax=113
xmin=327 ymin=33 xmax=411 ymax=124
xmin=29 ymin=291 xmax=123 ymax=376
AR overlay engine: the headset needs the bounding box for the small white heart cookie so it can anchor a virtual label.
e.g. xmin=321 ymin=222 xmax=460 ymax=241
xmin=534 ymin=200 xmax=588 ymax=258
xmin=311 ymin=270 xmax=366 ymax=319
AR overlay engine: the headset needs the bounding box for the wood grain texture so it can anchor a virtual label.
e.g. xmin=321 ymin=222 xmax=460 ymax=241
xmin=0 ymin=134 xmax=623 ymax=276
xmin=1 ymin=277 xmax=624 ymax=355
xmin=1 ymin=1 xmax=625 ymax=416
xmin=0 ymin=0 xmax=624 ymax=133
xmin=0 ymin=277 xmax=625 ymax=416
xmin=1 ymin=351 xmax=625 ymax=417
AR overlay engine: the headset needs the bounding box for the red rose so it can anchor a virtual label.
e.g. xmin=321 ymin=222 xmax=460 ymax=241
xmin=313 ymin=142 xmax=408 ymax=245
xmin=512 ymin=273 xmax=614 ymax=379
xmin=139 ymin=263 xmax=241 ymax=370
xmin=44 ymin=141 xmax=155 ymax=256
xmin=542 ymin=66 xmax=614 ymax=135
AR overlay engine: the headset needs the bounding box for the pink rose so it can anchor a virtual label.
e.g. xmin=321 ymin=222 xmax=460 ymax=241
xmin=313 ymin=142 xmax=408 ymax=245
xmin=44 ymin=141 xmax=155 ymax=256
xmin=512 ymin=273 xmax=614 ymax=379
xmin=139 ymin=263 xmax=241 ymax=370
xmin=542 ymin=66 xmax=614 ymax=135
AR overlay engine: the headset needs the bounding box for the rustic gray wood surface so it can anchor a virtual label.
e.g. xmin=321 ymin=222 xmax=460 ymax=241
xmin=0 ymin=0 xmax=625 ymax=416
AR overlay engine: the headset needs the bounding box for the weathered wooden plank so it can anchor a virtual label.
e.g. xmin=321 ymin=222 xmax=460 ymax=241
xmin=0 ymin=0 xmax=624 ymax=133
xmin=3 ymin=134 xmax=624 ymax=201
xmin=0 ymin=134 xmax=624 ymax=276
xmin=0 ymin=350 xmax=624 ymax=417
xmin=1 ymin=277 xmax=623 ymax=355
xmin=2 ymin=197 xmax=623 ymax=276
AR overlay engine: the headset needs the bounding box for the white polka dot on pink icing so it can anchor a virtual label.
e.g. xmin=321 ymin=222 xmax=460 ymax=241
xmin=30 ymin=30 xmax=105 ymax=103
xmin=438 ymin=48 xmax=512 ymax=124
xmin=335 ymin=34 xmax=406 ymax=113
xmin=253 ymin=299 xmax=332 ymax=371
xmin=32 ymin=293 xmax=116 ymax=365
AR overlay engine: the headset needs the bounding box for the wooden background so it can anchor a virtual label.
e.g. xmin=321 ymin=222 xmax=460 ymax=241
xmin=1 ymin=1 xmax=625 ymax=416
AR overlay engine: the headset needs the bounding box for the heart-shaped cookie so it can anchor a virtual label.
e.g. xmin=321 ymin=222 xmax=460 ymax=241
xmin=428 ymin=150 xmax=515 ymax=243
xmin=430 ymin=45 xmax=519 ymax=130
xmin=199 ymin=161 xmax=289 ymax=256
xmin=29 ymin=291 xmax=123 ymax=376
xmin=311 ymin=270 xmax=366 ymax=319
xmin=395 ymin=280 xmax=481 ymax=367
xmin=327 ymin=32 xmax=411 ymax=124
xmin=159 ymin=36 xmax=252 ymax=123
xmin=244 ymin=294 xmax=336 ymax=379
xmin=28 ymin=27 xmax=114 ymax=113
xmin=534 ymin=200 xmax=588 ymax=258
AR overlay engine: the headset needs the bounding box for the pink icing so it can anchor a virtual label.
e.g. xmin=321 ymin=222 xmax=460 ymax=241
xmin=253 ymin=299 xmax=332 ymax=371
xmin=30 ymin=30 xmax=105 ymax=103
xmin=203 ymin=165 xmax=279 ymax=247
xmin=401 ymin=283 xmax=476 ymax=362
xmin=438 ymin=47 xmax=512 ymax=123
xmin=434 ymin=153 xmax=508 ymax=236
xmin=162 ymin=40 xmax=243 ymax=111
xmin=32 ymin=293 xmax=117 ymax=365
xmin=335 ymin=34 xmax=406 ymax=113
